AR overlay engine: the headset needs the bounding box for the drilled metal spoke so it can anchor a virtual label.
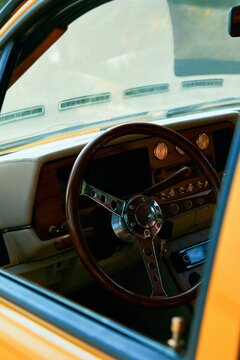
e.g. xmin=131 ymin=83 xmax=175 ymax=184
xmin=137 ymin=237 xmax=167 ymax=297
xmin=143 ymin=167 xmax=191 ymax=197
xmin=80 ymin=180 xmax=126 ymax=217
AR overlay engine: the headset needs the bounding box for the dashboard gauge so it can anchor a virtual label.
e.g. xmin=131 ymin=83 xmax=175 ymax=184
xmin=154 ymin=142 xmax=168 ymax=160
xmin=196 ymin=133 xmax=209 ymax=150
xmin=175 ymin=146 xmax=185 ymax=155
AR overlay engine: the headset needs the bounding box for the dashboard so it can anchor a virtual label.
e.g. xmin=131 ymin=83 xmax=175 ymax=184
xmin=34 ymin=120 xmax=233 ymax=239
xmin=0 ymin=111 xmax=236 ymax=295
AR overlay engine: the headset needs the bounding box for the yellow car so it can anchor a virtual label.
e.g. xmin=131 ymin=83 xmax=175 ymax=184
xmin=0 ymin=0 xmax=239 ymax=358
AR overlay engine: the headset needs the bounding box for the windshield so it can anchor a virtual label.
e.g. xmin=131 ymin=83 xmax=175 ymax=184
xmin=1 ymin=0 xmax=240 ymax=152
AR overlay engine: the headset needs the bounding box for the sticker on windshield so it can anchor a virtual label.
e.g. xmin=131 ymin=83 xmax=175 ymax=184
xmin=123 ymin=84 xmax=169 ymax=98
xmin=181 ymin=79 xmax=223 ymax=89
xmin=0 ymin=106 xmax=45 ymax=124
xmin=59 ymin=93 xmax=111 ymax=111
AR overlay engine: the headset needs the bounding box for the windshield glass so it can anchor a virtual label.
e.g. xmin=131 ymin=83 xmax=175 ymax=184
xmin=1 ymin=0 xmax=240 ymax=152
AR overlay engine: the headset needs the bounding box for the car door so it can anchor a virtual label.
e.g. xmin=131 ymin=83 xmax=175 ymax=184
xmin=0 ymin=270 xmax=183 ymax=360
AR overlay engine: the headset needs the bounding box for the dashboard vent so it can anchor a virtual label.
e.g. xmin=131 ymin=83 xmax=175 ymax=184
xmin=181 ymin=79 xmax=223 ymax=89
xmin=0 ymin=106 xmax=45 ymax=124
xmin=59 ymin=92 xmax=111 ymax=111
xmin=123 ymin=83 xmax=169 ymax=98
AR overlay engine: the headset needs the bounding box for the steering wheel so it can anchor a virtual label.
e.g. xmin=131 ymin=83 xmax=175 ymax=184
xmin=66 ymin=122 xmax=220 ymax=308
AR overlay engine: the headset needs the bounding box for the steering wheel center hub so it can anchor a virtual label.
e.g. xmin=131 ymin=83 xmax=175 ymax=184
xmin=124 ymin=195 xmax=163 ymax=238
xmin=135 ymin=204 xmax=156 ymax=228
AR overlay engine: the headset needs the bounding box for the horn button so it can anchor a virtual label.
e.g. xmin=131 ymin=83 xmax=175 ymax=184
xmin=124 ymin=195 xmax=163 ymax=238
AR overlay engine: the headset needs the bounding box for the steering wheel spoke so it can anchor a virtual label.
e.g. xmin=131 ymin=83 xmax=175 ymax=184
xmin=143 ymin=166 xmax=191 ymax=197
xmin=80 ymin=180 xmax=126 ymax=217
xmin=137 ymin=237 xmax=167 ymax=297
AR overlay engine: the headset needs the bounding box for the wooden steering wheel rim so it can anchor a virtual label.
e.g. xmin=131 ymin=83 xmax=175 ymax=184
xmin=66 ymin=122 xmax=220 ymax=308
